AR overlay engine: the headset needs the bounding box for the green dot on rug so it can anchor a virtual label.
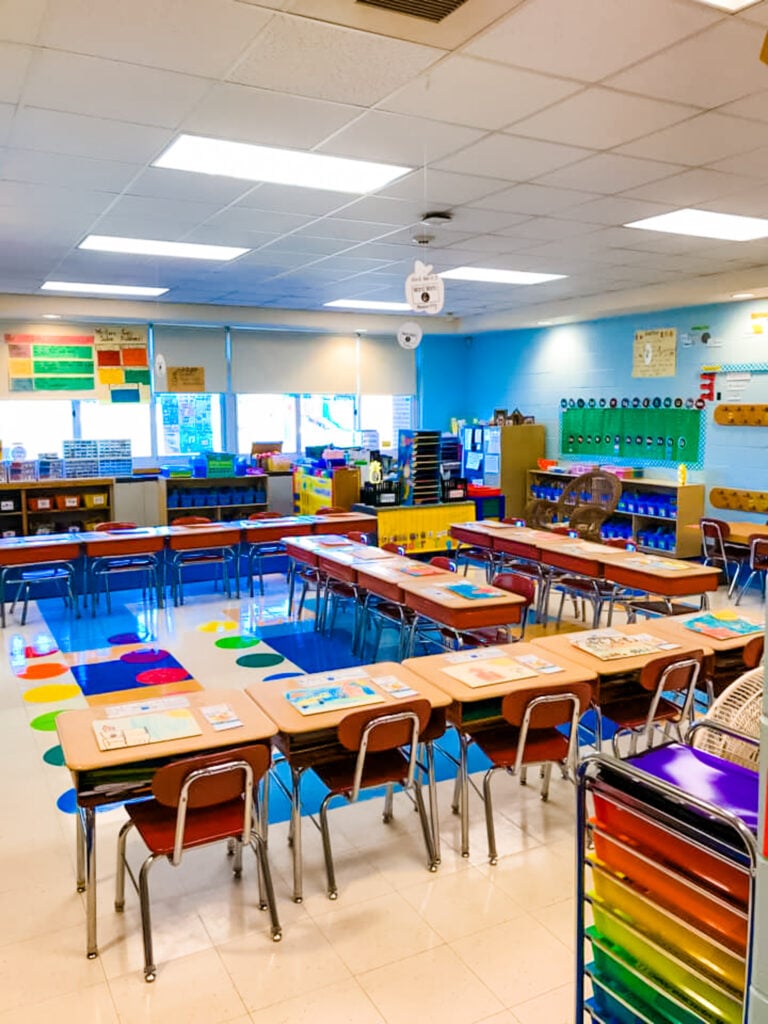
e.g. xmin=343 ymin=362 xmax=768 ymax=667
xmin=235 ymin=653 xmax=285 ymax=669
xmin=215 ymin=636 xmax=261 ymax=650
xmin=30 ymin=710 xmax=65 ymax=731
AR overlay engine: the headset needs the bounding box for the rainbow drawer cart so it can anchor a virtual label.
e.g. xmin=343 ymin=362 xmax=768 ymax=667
xmin=576 ymin=741 xmax=759 ymax=1024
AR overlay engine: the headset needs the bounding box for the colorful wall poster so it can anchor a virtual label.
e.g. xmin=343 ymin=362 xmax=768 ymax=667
xmin=632 ymin=328 xmax=677 ymax=378
xmin=166 ymin=366 xmax=206 ymax=393
xmin=5 ymin=332 xmax=96 ymax=393
xmin=93 ymin=326 xmax=150 ymax=403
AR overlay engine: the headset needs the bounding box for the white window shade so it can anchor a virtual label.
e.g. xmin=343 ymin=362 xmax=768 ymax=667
xmin=231 ymin=331 xmax=356 ymax=393
xmin=359 ymin=333 xmax=415 ymax=395
xmin=153 ymin=326 xmax=226 ymax=392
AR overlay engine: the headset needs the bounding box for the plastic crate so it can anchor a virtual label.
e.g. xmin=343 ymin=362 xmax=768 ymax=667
xmin=83 ymin=493 xmax=108 ymax=509
xmin=29 ymin=496 xmax=54 ymax=512
xmin=97 ymin=439 xmax=131 ymax=458
xmin=37 ymin=457 xmax=64 ymax=480
xmin=65 ymin=459 xmax=99 ymax=478
xmin=8 ymin=460 xmax=37 ymax=481
xmin=98 ymin=458 xmax=132 ymax=476
xmin=63 ymin=440 xmax=98 ymax=460
xmin=55 ymin=494 xmax=81 ymax=510
xmin=204 ymin=452 xmax=235 ymax=477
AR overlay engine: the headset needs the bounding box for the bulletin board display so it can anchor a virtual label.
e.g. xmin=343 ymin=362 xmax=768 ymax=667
xmin=93 ymin=326 xmax=150 ymax=403
xmin=5 ymin=332 xmax=96 ymax=392
xmin=632 ymin=328 xmax=677 ymax=378
xmin=560 ymin=407 xmax=703 ymax=467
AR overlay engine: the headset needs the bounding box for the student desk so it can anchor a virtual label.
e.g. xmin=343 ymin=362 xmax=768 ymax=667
xmin=245 ymin=662 xmax=451 ymax=902
xmin=354 ymin=558 xmax=456 ymax=603
xmin=315 ymin=541 xmax=398 ymax=584
xmin=0 ymin=532 xmax=83 ymax=626
xmin=643 ymin=610 xmax=764 ymax=693
xmin=714 ymin=521 xmax=768 ymax=546
xmin=598 ymin=551 xmax=720 ymax=600
xmin=56 ymin=689 xmax=276 ymax=959
xmin=404 ymin=643 xmax=598 ymax=856
xmin=307 ymin=511 xmax=377 ymax=536
xmin=532 ymin=623 xmax=712 ymax=707
xmin=239 ymin=515 xmax=313 ymax=544
xmin=399 ymin=576 xmax=527 ymax=633
xmin=80 ymin=526 xmax=166 ymax=609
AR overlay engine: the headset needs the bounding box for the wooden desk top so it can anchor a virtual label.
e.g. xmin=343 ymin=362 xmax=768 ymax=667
xmin=532 ymin=623 xmax=712 ymax=677
xmin=240 ymin=517 xmax=312 ymax=541
xmin=685 ymin=520 xmax=768 ymax=546
xmin=404 ymin=642 xmax=597 ymax=704
xmin=645 ymin=611 xmax=765 ymax=653
xmin=0 ymin=533 xmax=83 ymax=565
xmin=56 ymin=689 xmax=276 ymax=773
xmin=309 ymin=512 xmax=377 ymax=534
xmin=245 ymin=661 xmax=450 ymax=735
xmin=400 ymin=578 xmax=526 ymax=630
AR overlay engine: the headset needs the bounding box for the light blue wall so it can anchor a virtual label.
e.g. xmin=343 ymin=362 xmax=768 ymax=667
xmin=423 ymin=300 xmax=768 ymax=519
xmin=417 ymin=332 xmax=475 ymax=431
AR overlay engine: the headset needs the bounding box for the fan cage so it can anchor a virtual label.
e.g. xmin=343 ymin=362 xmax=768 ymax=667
xmin=691 ymin=667 xmax=763 ymax=770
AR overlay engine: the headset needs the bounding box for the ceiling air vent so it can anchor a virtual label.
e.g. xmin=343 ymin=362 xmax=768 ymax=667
xmin=356 ymin=0 xmax=469 ymax=22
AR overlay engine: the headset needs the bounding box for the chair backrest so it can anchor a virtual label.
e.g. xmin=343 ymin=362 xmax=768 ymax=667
xmin=248 ymin=511 xmax=283 ymax=520
xmin=743 ymin=634 xmax=764 ymax=669
xmin=151 ymin=744 xmax=272 ymax=865
xmin=502 ymin=682 xmax=593 ymax=730
xmin=491 ymin=571 xmax=536 ymax=608
xmin=638 ymin=651 xmax=705 ymax=739
xmin=748 ymin=535 xmax=768 ymax=572
xmin=337 ymin=699 xmax=431 ymax=800
xmin=382 ymin=542 xmax=406 ymax=555
xmin=95 ymin=521 xmax=138 ymax=531
xmin=429 ymin=556 xmax=456 ymax=572
xmin=172 ymin=515 xmax=212 ymax=526
xmin=700 ymin=518 xmax=730 ymax=561
xmin=316 ymin=506 xmax=346 ymax=514
xmin=346 ymin=531 xmax=369 ymax=544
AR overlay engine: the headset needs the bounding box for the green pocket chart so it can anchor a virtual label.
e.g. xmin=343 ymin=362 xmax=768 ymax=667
xmin=560 ymin=407 xmax=703 ymax=467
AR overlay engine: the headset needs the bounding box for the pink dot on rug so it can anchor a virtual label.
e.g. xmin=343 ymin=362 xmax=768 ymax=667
xmin=120 ymin=649 xmax=170 ymax=664
xmin=135 ymin=667 xmax=191 ymax=685
xmin=17 ymin=662 xmax=69 ymax=680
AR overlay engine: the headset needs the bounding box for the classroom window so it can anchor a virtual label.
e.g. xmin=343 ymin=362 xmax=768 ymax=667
xmin=0 ymin=399 xmax=75 ymax=458
xmin=299 ymin=394 xmax=357 ymax=451
xmin=79 ymin=400 xmax=152 ymax=457
xmin=236 ymin=393 xmax=297 ymax=453
xmin=359 ymin=394 xmax=415 ymax=451
xmin=155 ymin=393 xmax=223 ymax=455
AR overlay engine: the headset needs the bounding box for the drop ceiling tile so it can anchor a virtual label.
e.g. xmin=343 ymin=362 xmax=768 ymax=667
xmin=380 ymin=54 xmax=580 ymax=131
xmin=369 ymin=226 xmax=475 ymax=249
xmin=182 ymin=82 xmax=360 ymax=150
xmin=621 ymin=168 xmax=759 ymax=205
xmin=380 ymin=170 xmax=510 ymax=205
xmin=0 ymin=0 xmax=46 ymax=43
xmin=616 ymin=112 xmax=768 ymax=166
xmin=718 ymin=89 xmax=768 ymax=125
xmin=235 ymin=184 xmax=350 ymax=217
xmin=293 ymin=218 xmax=396 ymax=243
xmin=1 ymin=148 xmax=141 ymax=192
xmin=21 ymin=49 xmax=211 ymax=127
xmin=259 ymin=235 xmax=352 ymax=257
xmin=230 ymin=12 xmax=443 ymax=106
xmin=537 ymin=153 xmax=684 ymax=193
xmin=709 ymin=145 xmax=768 ymax=178
xmin=207 ymin=206 xmax=313 ymax=235
xmin=606 ymin=19 xmax=768 ymax=108
xmin=333 ymin=195 xmax=423 ymax=226
xmin=125 ymin=167 xmax=254 ymax=205
xmin=510 ymin=88 xmax=697 ymax=150
xmin=697 ymin=183 xmax=768 ymax=217
xmin=8 ymin=107 xmax=173 ymax=163
xmin=315 ymin=109 xmax=484 ymax=165
xmin=555 ymin=195 xmax=675 ymax=225
xmin=90 ymin=195 xmax=223 ymax=236
xmin=0 ymin=42 xmax=33 ymax=103
xmin=498 ymin=217 xmax=604 ymax=241
xmin=0 ymin=180 xmax=118 ymax=218
xmin=468 ymin=183 xmax=599 ymax=216
xmin=348 ymin=241 xmax=417 ymax=261
xmin=463 ymin=0 xmax=718 ymax=82
xmin=183 ymin=225 xmax=277 ymax=249
xmin=0 ymin=104 xmax=14 ymax=146
xmin=439 ymin=234 xmax=525 ymax=255
xmin=39 ymin=0 xmax=273 ymax=78
xmin=435 ymin=134 xmax=593 ymax=181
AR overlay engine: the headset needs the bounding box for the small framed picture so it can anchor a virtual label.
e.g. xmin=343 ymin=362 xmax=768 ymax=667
xmin=492 ymin=408 xmax=507 ymax=426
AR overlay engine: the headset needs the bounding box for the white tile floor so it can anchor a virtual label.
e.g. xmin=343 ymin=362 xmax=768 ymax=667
xmin=0 ymin=578 xmax=762 ymax=1024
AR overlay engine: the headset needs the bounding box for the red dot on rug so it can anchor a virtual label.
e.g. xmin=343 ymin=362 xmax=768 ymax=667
xmin=135 ymin=667 xmax=192 ymax=685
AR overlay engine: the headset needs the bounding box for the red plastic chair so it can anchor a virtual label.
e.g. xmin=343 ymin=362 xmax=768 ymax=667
xmin=442 ymin=572 xmax=535 ymax=649
xmin=429 ymin=556 xmax=457 ymax=573
xmin=311 ymin=701 xmax=436 ymax=898
xmin=168 ymin=516 xmax=239 ymax=605
xmin=115 ymin=744 xmax=281 ymax=980
xmin=467 ymin=682 xmax=593 ymax=863
xmin=700 ymin=518 xmax=748 ymax=598
xmin=735 ymin=535 xmax=768 ymax=606
xmin=743 ymin=634 xmax=764 ymax=669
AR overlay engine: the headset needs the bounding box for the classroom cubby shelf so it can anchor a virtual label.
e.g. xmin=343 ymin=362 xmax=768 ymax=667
xmin=163 ymin=476 xmax=269 ymax=523
xmin=526 ymin=469 xmax=704 ymax=558
xmin=0 ymin=478 xmax=114 ymax=536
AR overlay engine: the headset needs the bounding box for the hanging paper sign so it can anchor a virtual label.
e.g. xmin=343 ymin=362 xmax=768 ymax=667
xmin=632 ymin=328 xmax=677 ymax=378
xmin=93 ymin=325 xmax=150 ymax=403
xmin=405 ymin=260 xmax=444 ymax=315
xmin=166 ymin=366 xmax=205 ymax=392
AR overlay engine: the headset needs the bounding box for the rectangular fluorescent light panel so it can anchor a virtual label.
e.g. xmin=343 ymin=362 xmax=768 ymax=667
xmin=440 ymin=267 xmax=566 ymax=284
xmin=41 ymin=281 xmax=168 ymax=297
xmin=154 ymin=134 xmax=411 ymax=194
xmin=625 ymin=208 xmax=768 ymax=241
xmin=325 ymin=299 xmax=413 ymax=311
xmin=692 ymin=0 xmax=762 ymax=11
xmin=79 ymin=235 xmax=249 ymax=261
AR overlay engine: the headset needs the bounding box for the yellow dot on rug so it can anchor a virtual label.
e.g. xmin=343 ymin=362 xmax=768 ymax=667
xmin=23 ymin=683 xmax=81 ymax=703
xmin=196 ymin=620 xmax=237 ymax=633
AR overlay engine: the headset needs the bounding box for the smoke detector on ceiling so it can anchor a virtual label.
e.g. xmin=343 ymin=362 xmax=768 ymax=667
xmin=421 ymin=211 xmax=453 ymax=226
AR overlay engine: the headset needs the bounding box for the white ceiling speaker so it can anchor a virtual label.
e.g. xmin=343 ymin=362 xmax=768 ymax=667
xmin=397 ymin=322 xmax=422 ymax=349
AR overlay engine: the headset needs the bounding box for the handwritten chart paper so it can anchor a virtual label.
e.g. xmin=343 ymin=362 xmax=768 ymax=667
xmin=633 ymin=328 xmax=677 ymax=378
xmin=5 ymin=333 xmax=96 ymax=393
xmin=94 ymin=326 xmax=150 ymax=403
